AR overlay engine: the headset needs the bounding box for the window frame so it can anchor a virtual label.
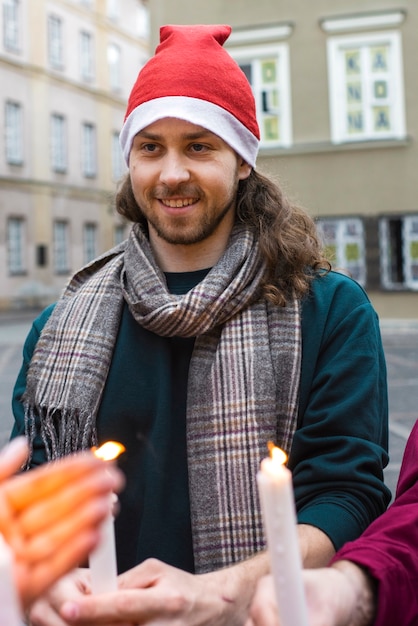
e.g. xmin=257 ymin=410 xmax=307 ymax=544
xmin=380 ymin=215 xmax=418 ymax=291
xmin=79 ymin=30 xmax=94 ymax=82
xmin=327 ymin=30 xmax=406 ymax=144
xmin=53 ymin=220 xmax=70 ymax=274
xmin=114 ymin=224 xmax=126 ymax=246
xmin=111 ymin=130 xmax=125 ymax=181
xmin=48 ymin=13 xmax=64 ymax=69
xmin=83 ymin=222 xmax=97 ymax=264
xmin=106 ymin=0 xmax=119 ymax=21
xmin=317 ymin=216 xmax=367 ymax=286
xmin=50 ymin=113 xmax=67 ymax=173
xmin=136 ymin=1 xmax=149 ymax=39
xmin=5 ymin=100 xmax=23 ymax=165
xmin=81 ymin=121 xmax=97 ymax=178
xmin=107 ymin=42 xmax=121 ymax=91
xmin=228 ymin=42 xmax=292 ymax=149
xmin=3 ymin=0 xmax=19 ymax=52
xmin=7 ymin=216 xmax=26 ymax=275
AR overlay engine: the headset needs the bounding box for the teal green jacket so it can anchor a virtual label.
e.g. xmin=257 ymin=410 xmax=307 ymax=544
xmin=11 ymin=270 xmax=390 ymax=574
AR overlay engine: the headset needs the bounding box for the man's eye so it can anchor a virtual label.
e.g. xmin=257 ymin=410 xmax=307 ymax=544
xmin=191 ymin=144 xmax=206 ymax=152
xmin=143 ymin=143 xmax=157 ymax=152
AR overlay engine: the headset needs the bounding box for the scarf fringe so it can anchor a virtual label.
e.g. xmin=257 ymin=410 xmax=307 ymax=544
xmin=24 ymin=405 xmax=98 ymax=463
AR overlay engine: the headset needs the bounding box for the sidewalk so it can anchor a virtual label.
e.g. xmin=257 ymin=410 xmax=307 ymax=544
xmin=0 ymin=308 xmax=42 ymax=325
xmin=380 ymin=318 xmax=418 ymax=332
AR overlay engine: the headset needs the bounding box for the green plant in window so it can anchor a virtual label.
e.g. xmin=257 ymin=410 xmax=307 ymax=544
xmin=410 ymin=241 xmax=418 ymax=260
xmin=345 ymin=243 xmax=360 ymax=262
xmin=261 ymin=60 xmax=277 ymax=83
xmin=264 ymin=116 xmax=279 ymax=141
xmin=324 ymin=244 xmax=337 ymax=263
xmin=374 ymin=81 xmax=387 ymax=98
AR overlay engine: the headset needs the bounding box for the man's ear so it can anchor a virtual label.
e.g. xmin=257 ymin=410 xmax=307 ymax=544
xmin=238 ymin=160 xmax=252 ymax=181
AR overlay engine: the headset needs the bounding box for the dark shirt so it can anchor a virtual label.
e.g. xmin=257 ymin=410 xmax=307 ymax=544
xmin=11 ymin=270 xmax=391 ymax=573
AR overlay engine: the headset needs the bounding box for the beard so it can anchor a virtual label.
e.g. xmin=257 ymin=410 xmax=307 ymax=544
xmin=138 ymin=183 xmax=238 ymax=246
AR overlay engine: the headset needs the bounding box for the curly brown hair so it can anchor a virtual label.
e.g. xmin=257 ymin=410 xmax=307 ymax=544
xmin=115 ymin=170 xmax=330 ymax=306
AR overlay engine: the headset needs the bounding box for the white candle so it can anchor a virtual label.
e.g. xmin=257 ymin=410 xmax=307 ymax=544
xmin=89 ymin=441 xmax=125 ymax=595
xmin=89 ymin=496 xmax=118 ymax=594
xmin=0 ymin=534 xmax=23 ymax=625
xmin=257 ymin=445 xmax=309 ymax=626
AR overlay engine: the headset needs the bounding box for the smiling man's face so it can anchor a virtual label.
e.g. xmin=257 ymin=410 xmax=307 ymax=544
xmin=129 ymin=118 xmax=251 ymax=253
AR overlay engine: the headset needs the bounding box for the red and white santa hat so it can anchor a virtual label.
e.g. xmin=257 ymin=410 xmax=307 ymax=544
xmin=120 ymin=24 xmax=260 ymax=168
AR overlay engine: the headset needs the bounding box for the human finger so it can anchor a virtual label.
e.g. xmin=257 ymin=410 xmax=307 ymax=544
xmin=28 ymin=596 xmax=72 ymax=626
xmin=60 ymin=589 xmax=155 ymax=623
xmin=27 ymin=569 xmax=91 ymax=625
xmin=17 ymin=529 xmax=100 ymax=608
xmin=248 ymin=575 xmax=280 ymax=626
xmin=0 ymin=437 xmax=28 ymax=481
xmin=60 ymin=583 xmax=196 ymax=624
xmin=13 ymin=497 xmax=110 ymax=565
xmin=4 ymin=453 xmax=121 ymax=512
xmin=12 ymin=465 xmax=123 ymax=536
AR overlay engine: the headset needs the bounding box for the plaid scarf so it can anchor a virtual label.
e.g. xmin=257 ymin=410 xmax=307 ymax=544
xmin=24 ymin=221 xmax=301 ymax=573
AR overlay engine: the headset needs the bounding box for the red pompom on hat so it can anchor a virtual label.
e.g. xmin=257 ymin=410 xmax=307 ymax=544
xmin=120 ymin=24 xmax=260 ymax=167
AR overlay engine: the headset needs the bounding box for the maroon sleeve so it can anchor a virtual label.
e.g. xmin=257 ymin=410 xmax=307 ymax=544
xmin=331 ymin=420 xmax=418 ymax=626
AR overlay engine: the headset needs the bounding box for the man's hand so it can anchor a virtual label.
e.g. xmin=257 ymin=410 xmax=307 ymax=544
xmin=0 ymin=438 xmax=124 ymax=610
xmin=246 ymin=563 xmax=377 ymax=626
xmin=25 ymin=523 xmax=339 ymax=625
xmin=27 ymin=554 xmax=269 ymax=625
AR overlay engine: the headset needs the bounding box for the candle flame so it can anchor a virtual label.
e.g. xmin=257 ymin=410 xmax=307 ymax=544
xmin=92 ymin=441 xmax=125 ymax=461
xmin=267 ymin=441 xmax=287 ymax=466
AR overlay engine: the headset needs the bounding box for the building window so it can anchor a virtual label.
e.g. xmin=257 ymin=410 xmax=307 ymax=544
xmin=229 ymin=44 xmax=292 ymax=148
xmin=83 ymin=222 xmax=97 ymax=263
xmin=48 ymin=14 xmax=63 ymax=69
xmin=380 ymin=215 xmax=418 ymax=290
xmin=7 ymin=216 xmax=25 ymax=274
xmin=136 ymin=1 xmax=149 ymax=39
xmin=317 ymin=217 xmax=366 ymax=286
xmin=5 ymin=101 xmax=23 ymax=164
xmin=53 ymin=220 xmax=70 ymax=274
xmin=107 ymin=0 xmax=119 ymax=20
xmin=3 ymin=0 xmax=19 ymax=51
xmin=82 ymin=122 xmax=96 ymax=177
xmin=107 ymin=43 xmax=121 ymax=91
xmin=50 ymin=113 xmax=67 ymax=173
xmin=327 ymin=31 xmax=406 ymax=144
xmin=111 ymin=131 xmax=125 ymax=181
xmin=114 ymin=224 xmax=126 ymax=246
xmin=80 ymin=30 xmax=94 ymax=81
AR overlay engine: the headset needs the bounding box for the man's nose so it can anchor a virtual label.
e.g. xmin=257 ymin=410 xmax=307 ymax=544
xmin=159 ymin=153 xmax=191 ymax=187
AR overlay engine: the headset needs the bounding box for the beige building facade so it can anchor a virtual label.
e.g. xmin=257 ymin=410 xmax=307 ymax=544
xmin=0 ymin=0 xmax=149 ymax=309
xmin=149 ymin=0 xmax=418 ymax=319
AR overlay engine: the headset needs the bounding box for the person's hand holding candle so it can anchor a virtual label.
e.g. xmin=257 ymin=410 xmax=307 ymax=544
xmin=0 ymin=437 xmax=124 ymax=609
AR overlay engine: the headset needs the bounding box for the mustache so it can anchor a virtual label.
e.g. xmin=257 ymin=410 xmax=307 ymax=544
xmin=150 ymin=184 xmax=201 ymax=198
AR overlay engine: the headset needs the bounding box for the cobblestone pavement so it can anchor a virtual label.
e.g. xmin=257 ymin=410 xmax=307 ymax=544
xmin=0 ymin=312 xmax=417 ymax=500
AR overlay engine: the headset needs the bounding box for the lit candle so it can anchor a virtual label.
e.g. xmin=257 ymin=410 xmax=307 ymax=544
xmin=89 ymin=441 xmax=125 ymax=595
xmin=0 ymin=534 xmax=22 ymax=625
xmin=257 ymin=443 xmax=308 ymax=626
